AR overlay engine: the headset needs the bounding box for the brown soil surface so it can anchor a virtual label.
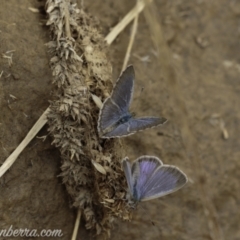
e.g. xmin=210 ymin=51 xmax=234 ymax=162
xmin=0 ymin=0 xmax=240 ymax=240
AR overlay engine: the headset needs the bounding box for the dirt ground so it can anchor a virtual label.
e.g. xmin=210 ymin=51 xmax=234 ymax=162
xmin=0 ymin=0 xmax=240 ymax=239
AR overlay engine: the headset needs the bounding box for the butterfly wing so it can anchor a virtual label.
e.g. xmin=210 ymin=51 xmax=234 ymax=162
xmin=98 ymin=66 xmax=135 ymax=135
xmin=98 ymin=99 xmax=125 ymax=133
xmin=102 ymin=122 xmax=131 ymax=138
xmin=127 ymin=117 xmax=167 ymax=132
xmin=139 ymin=165 xmax=188 ymax=202
xmin=102 ymin=117 xmax=167 ymax=138
xmin=122 ymin=157 xmax=134 ymax=195
xmin=131 ymin=156 xmax=163 ymax=201
xmin=110 ymin=65 xmax=135 ymax=111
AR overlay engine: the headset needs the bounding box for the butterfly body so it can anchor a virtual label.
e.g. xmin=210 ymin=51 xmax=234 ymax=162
xmin=132 ymin=187 xmax=141 ymax=203
xmin=116 ymin=113 xmax=132 ymax=125
xmin=122 ymin=156 xmax=188 ymax=206
xmin=98 ymin=66 xmax=167 ymax=138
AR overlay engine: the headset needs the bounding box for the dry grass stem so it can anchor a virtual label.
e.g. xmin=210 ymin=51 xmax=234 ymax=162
xmin=121 ymin=1 xmax=139 ymax=72
xmin=0 ymin=107 xmax=50 ymax=177
xmin=105 ymin=0 xmax=152 ymax=45
xmin=63 ymin=0 xmax=71 ymax=38
xmin=71 ymin=209 xmax=81 ymax=240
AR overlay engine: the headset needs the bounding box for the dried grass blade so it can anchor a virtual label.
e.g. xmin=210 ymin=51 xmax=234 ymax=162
xmin=0 ymin=108 xmax=50 ymax=177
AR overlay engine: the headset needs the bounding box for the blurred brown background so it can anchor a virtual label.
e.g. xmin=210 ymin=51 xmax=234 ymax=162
xmin=0 ymin=0 xmax=240 ymax=239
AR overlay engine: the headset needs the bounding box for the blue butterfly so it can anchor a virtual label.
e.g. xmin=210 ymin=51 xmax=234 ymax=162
xmin=122 ymin=156 xmax=187 ymax=205
xmin=98 ymin=66 xmax=167 ymax=138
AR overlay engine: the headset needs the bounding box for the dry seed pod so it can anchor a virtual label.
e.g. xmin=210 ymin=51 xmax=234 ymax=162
xmin=45 ymin=0 xmax=131 ymax=237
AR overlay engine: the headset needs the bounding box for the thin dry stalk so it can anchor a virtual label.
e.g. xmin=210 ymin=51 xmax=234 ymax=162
xmin=63 ymin=0 xmax=71 ymax=38
xmin=0 ymin=107 xmax=50 ymax=177
xmin=105 ymin=0 xmax=152 ymax=45
xmin=0 ymin=1 xmax=147 ymax=179
xmin=143 ymin=1 xmax=224 ymax=240
xmin=71 ymin=209 xmax=81 ymax=240
xmin=121 ymin=2 xmax=139 ymax=72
